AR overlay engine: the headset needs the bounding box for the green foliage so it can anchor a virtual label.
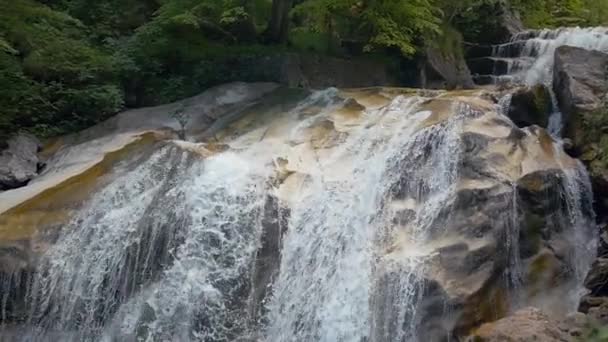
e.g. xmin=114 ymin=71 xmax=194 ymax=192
xmin=0 ymin=0 xmax=123 ymax=140
xmin=289 ymin=29 xmax=339 ymax=54
xmin=583 ymin=323 xmax=608 ymax=341
xmin=2 ymin=0 xmax=606 ymax=143
xmin=511 ymin=0 xmax=608 ymax=28
xmin=292 ymin=0 xmax=441 ymax=56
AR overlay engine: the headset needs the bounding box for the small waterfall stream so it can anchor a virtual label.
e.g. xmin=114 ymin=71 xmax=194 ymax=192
xmin=479 ymin=27 xmax=608 ymax=135
xmin=497 ymin=27 xmax=608 ymax=85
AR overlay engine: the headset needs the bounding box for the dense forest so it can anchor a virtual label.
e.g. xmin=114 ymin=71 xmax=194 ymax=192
xmin=1 ymin=0 xmax=608 ymax=143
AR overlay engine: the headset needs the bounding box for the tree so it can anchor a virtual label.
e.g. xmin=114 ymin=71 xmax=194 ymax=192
xmin=170 ymin=104 xmax=190 ymax=140
xmin=292 ymin=0 xmax=441 ymax=56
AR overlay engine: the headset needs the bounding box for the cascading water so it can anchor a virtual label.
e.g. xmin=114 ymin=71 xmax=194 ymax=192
xmin=0 ymin=85 xmax=598 ymax=341
xmin=492 ymin=27 xmax=603 ymax=284
xmin=266 ymin=96 xmax=466 ymax=342
xmin=485 ymin=27 xmax=608 ymax=135
xmin=499 ymin=27 xmax=608 ymax=85
xmin=15 ymin=142 xmax=276 ymax=342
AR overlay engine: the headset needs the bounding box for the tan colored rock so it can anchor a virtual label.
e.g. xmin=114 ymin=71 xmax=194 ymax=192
xmin=469 ymin=308 xmax=571 ymax=342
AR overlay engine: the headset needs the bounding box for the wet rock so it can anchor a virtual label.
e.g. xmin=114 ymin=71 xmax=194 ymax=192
xmin=553 ymin=45 xmax=608 ymax=149
xmin=562 ymin=138 xmax=575 ymax=154
xmin=554 ymin=46 xmax=608 ymax=131
xmin=585 ymin=258 xmax=608 ymax=296
xmin=559 ymin=312 xmax=590 ymax=339
xmin=507 ymin=85 xmax=552 ymax=128
xmin=468 ymin=57 xmax=511 ymax=76
xmin=598 ymin=225 xmax=608 ymax=258
xmin=579 ymin=295 xmax=608 ymax=324
xmin=553 ymin=45 xmax=608 ymax=222
xmin=468 ymin=307 xmax=570 ymax=342
xmin=0 ymin=133 xmax=41 ymax=190
xmin=249 ymin=194 xmax=290 ymax=323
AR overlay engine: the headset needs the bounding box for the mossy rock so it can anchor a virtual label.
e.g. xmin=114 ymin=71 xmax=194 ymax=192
xmin=507 ymin=85 xmax=552 ymax=128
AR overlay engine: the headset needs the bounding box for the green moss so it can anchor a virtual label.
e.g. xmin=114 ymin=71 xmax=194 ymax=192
xmin=532 ymin=85 xmax=552 ymax=118
xmin=579 ymin=108 xmax=608 ymax=172
xmin=432 ymin=24 xmax=465 ymax=60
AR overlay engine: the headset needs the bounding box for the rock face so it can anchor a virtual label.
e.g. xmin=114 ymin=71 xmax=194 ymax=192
xmin=507 ymin=85 xmax=552 ymax=128
xmin=468 ymin=307 xmax=572 ymax=342
xmin=585 ymin=258 xmax=608 ymax=296
xmin=232 ymin=53 xmax=398 ymax=89
xmin=424 ymin=30 xmax=475 ymax=89
xmin=580 ymin=255 xmax=608 ymax=324
xmin=580 ymin=295 xmax=608 ymax=324
xmin=553 ymin=46 xmax=608 ymax=219
xmin=470 ymin=0 xmax=524 ymax=45
xmin=0 ymin=134 xmax=41 ymax=190
xmin=554 ymin=46 xmax=608 ymax=144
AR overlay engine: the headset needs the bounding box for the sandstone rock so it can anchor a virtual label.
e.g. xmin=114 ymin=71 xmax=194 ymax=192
xmin=0 ymin=134 xmax=41 ymax=190
xmin=507 ymin=85 xmax=552 ymax=128
xmin=469 ymin=307 xmax=571 ymax=342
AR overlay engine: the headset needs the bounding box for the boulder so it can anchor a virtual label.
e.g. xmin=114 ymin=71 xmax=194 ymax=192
xmin=507 ymin=85 xmax=552 ymax=128
xmin=585 ymin=258 xmax=608 ymax=296
xmin=553 ymin=45 xmax=608 ymax=221
xmin=580 ymin=295 xmax=608 ymax=324
xmin=468 ymin=307 xmax=571 ymax=342
xmin=0 ymin=134 xmax=41 ymax=190
xmin=554 ymin=46 xmax=608 ymax=122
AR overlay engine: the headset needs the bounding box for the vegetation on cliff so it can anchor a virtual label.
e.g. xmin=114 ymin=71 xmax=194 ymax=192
xmin=1 ymin=0 xmax=607 ymax=143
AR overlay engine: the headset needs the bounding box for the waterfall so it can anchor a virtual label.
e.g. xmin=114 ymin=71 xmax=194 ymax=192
xmin=492 ymin=27 xmax=602 ymax=282
xmin=503 ymin=27 xmax=608 ymax=85
xmin=265 ymin=95 xmax=474 ymax=342
xmin=16 ymin=142 xmax=277 ymax=341
xmin=551 ymin=144 xmax=598 ymax=310
xmin=0 ymin=85 xmax=598 ymax=341
xmin=485 ymin=27 xmax=608 ymax=135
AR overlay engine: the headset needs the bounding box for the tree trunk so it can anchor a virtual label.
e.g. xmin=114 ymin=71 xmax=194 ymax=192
xmin=265 ymin=0 xmax=294 ymax=44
